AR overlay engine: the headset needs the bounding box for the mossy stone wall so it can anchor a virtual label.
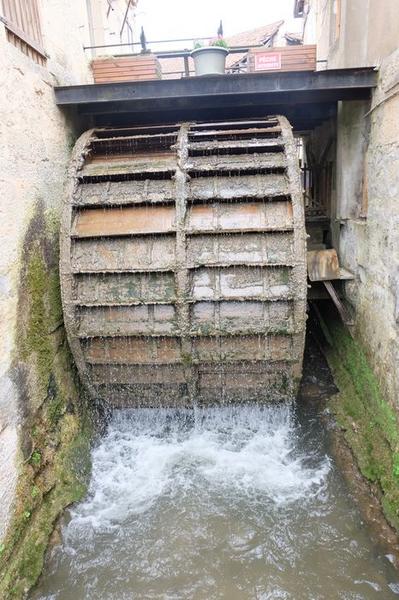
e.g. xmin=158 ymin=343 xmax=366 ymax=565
xmin=320 ymin=304 xmax=399 ymax=531
xmin=0 ymin=205 xmax=92 ymax=599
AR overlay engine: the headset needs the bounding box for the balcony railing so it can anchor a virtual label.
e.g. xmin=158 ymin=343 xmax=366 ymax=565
xmin=85 ymin=32 xmax=316 ymax=80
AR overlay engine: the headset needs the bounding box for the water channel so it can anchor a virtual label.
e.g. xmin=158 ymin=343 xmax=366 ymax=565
xmin=32 ymin=343 xmax=399 ymax=600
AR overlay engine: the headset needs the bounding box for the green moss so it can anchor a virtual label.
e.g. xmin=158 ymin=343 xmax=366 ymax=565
xmin=19 ymin=251 xmax=53 ymax=399
xmin=30 ymin=452 xmax=41 ymax=467
xmin=320 ymin=307 xmax=399 ymax=531
xmin=0 ymin=205 xmax=93 ymax=599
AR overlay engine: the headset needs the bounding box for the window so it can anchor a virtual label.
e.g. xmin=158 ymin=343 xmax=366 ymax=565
xmin=294 ymin=0 xmax=305 ymax=18
xmin=1 ymin=0 xmax=46 ymax=65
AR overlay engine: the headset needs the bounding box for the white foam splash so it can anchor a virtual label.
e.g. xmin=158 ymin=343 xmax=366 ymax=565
xmin=67 ymin=403 xmax=330 ymax=532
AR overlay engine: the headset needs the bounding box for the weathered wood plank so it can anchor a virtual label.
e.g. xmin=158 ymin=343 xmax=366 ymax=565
xmin=186 ymin=154 xmax=286 ymax=174
xmin=78 ymin=304 xmax=178 ymax=337
xmin=190 ymin=265 xmax=292 ymax=301
xmin=74 ymin=271 xmax=176 ymax=305
xmin=83 ymin=336 xmax=181 ymax=365
xmin=72 ymin=205 xmax=176 ymax=238
xmin=190 ymin=300 xmax=294 ymax=335
xmin=186 ymin=232 xmax=294 ymax=267
xmin=187 ymin=201 xmax=293 ymax=233
xmin=248 ymin=44 xmax=317 ymax=73
xmin=71 ymin=236 xmax=176 ymax=272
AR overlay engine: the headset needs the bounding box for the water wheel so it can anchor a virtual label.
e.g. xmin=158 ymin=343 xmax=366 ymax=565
xmin=60 ymin=116 xmax=307 ymax=406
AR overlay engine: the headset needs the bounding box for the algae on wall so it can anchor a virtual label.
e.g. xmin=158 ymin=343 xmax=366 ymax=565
xmin=318 ymin=303 xmax=399 ymax=531
xmin=0 ymin=204 xmax=93 ymax=599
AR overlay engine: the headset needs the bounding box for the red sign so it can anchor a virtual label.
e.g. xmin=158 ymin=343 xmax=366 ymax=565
xmin=254 ymin=52 xmax=282 ymax=71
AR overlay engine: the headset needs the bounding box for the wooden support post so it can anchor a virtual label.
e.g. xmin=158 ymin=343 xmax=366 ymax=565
xmin=323 ymin=280 xmax=354 ymax=329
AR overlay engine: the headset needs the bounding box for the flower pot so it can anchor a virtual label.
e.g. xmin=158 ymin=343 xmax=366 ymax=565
xmin=190 ymin=46 xmax=228 ymax=76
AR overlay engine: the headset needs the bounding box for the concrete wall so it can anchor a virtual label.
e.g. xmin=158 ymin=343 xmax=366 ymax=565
xmin=338 ymin=48 xmax=399 ymax=413
xmin=301 ymin=0 xmax=399 ymax=418
xmin=308 ymin=0 xmax=399 ymax=412
xmin=315 ymin=0 xmax=399 ymax=68
xmin=0 ymin=0 xmax=91 ymax=544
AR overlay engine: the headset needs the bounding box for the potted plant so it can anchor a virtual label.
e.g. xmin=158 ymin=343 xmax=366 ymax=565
xmin=191 ymin=37 xmax=229 ymax=76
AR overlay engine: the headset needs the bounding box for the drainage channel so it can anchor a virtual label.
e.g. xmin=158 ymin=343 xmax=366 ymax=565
xmin=31 ymin=343 xmax=399 ymax=600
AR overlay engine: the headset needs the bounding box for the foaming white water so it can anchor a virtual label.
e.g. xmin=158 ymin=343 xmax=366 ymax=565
xmin=32 ymin=402 xmax=399 ymax=600
xmin=68 ymin=403 xmax=330 ymax=532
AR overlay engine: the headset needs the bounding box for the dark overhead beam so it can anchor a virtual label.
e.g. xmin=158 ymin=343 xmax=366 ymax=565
xmin=87 ymin=102 xmax=337 ymax=132
xmin=54 ymin=67 xmax=376 ymax=131
xmin=75 ymin=88 xmax=369 ymax=116
xmin=55 ymin=68 xmax=377 ymax=106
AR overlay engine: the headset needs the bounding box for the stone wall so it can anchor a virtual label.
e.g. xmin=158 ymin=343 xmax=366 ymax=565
xmin=337 ymin=47 xmax=399 ymax=418
xmin=0 ymin=0 xmax=93 ymax=579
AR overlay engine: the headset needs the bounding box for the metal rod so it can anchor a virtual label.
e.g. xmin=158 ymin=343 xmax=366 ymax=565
xmin=92 ymin=45 xmax=267 ymax=60
xmin=183 ymin=55 xmax=190 ymax=77
xmin=120 ymin=0 xmax=132 ymax=38
xmin=83 ymin=35 xmax=214 ymax=50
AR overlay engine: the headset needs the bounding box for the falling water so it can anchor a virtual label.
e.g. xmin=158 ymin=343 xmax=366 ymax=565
xmin=32 ymin=402 xmax=399 ymax=599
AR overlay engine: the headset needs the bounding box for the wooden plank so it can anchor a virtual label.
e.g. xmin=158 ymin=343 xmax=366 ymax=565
xmin=88 ymin=151 xmax=175 ymax=163
xmin=92 ymin=61 xmax=159 ymax=68
xmin=90 ymin=133 xmax=177 ymax=144
xmin=75 ymin=179 xmax=175 ymax=207
xmin=72 ymin=205 xmax=176 ymax=238
xmin=26 ymin=0 xmax=41 ymax=44
xmin=93 ymin=70 xmax=161 ymax=79
xmin=190 ymin=265 xmax=292 ymax=302
xmin=93 ymin=75 xmax=161 ymax=82
xmin=81 ymin=155 xmax=176 ymax=177
xmin=78 ymin=304 xmax=178 ymax=337
xmin=187 ymin=201 xmax=293 ymax=233
xmin=12 ymin=0 xmax=24 ymax=31
xmin=92 ymin=68 xmax=160 ymax=76
xmin=92 ymin=61 xmax=160 ymax=68
xmin=249 ymin=45 xmax=316 ymax=55
xmin=192 ymin=334 xmax=294 ymax=363
xmin=186 ymin=152 xmax=285 ymax=173
xmin=190 ymin=300 xmax=294 ymax=336
xmin=323 ymin=281 xmax=354 ymax=327
xmin=188 ymin=172 xmax=289 ymax=200
xmin=187 ymin=138 xmax=284 ymax=152
xmin=189 ymin=126 xmax=281 ymax=137
xmin=92 ymin=60 xmax=160 ymax=70
xmin=71 ymin=236 xmax=176 ymax=272
xmin=75 ymin=271 xmax=176 ymax=305
xmin=94 ymin=75 xmax=160 ymax=83
xmin=1 ymin=14 xmax=46 ymax=58
xmin=84 ymin=336 xmax=182 ymax=365
xmin=92 ymin=61 xmax=160 ymax=70
xmin=91 ymin=56 xmax=161 ymax=84
xmin=92 ymin=66 xmax=161 ymax=75
xmin=307 ymin=249 xmax=340 ymax=281
xmin=89 ymin=364 xmax=186 ymax=385
xmin=92 ymin=57 xmax=159 ymax=66
xmin=186 ymin=232 xmax=294 ymax=268
xmin=248 ymin=45 xmax=316 ymax=73
xmin=2 ymin=0 xmax=44 ymax=54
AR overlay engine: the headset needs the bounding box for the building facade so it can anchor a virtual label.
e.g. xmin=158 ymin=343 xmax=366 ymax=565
xmin=299 ymin=0 xmax=399 ymax=449
xmin=0 ymin=2 xmax=136 ymax=594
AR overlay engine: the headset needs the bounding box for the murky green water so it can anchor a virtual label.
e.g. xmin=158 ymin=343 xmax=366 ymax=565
xmin=31 ymin=401 xmax=399 ymax=599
